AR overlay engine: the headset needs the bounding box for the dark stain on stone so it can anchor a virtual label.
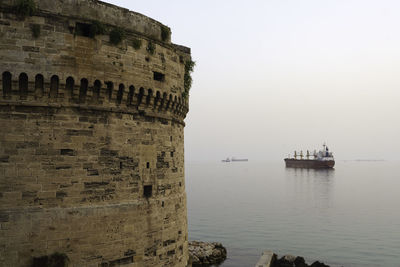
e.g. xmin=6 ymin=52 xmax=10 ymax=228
xmin=100 ymin=148 xmax=118 ymax=157
xmin=0 ymin=212 xmax=9 ymax=222
xmin=60 ymin=149 xmax=75 ymax=156
xmin=66 ymin=129 xmax=93 ymax=136
xmin=87 ymin=169 xmax=99 ymax=176
xmin=16 ymin=142 xmax=39 ymax=149
xmin=124 ymin=249 xmax=136 ymax=257
xmin=22 ymin=191 xmax=37 ymax=198
xmin=101 ymin=256 xmax=134 ymax=267
xmin=84 ymin=181 xmax=109 ymax=188
xmin=56 ymin=165 xmax=72 ymax=170
xmin=0 ymin=156 xmax=9 ymax=163
xmin=56 ymin=191 xmax=67 ymax=198
xmin=22 ymin=46 xmax=39 ymax=52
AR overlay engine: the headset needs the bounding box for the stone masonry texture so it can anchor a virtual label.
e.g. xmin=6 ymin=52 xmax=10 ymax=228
xmin=0 ymin=0 xmax=191 ymax=266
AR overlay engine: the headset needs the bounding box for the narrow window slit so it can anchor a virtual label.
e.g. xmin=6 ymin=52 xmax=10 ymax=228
xmin=19 ymin=73 xmax=28 ymax=98
xmin=2 ymin=72 xmax=12 ymax=97
xmin=79 ymin=78 xmax=88 ymax=103
xmin=144 ymin=185 xmax=152 ymax=198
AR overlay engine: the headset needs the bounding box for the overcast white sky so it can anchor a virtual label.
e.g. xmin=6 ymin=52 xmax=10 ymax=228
xmin=103 ymin=0 xmax=400 ymax=161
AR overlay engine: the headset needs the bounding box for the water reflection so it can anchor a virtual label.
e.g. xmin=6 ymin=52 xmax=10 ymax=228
xmin=284 ymin=167 xmax=335 ymax=212
xmin=187 ymin=162 xmax=400 ymax=267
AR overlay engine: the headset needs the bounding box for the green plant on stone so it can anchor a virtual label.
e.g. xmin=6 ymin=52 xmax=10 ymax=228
xmin=132 ymin=38 xmax=142 ymax=50
xmin=14 ymin=0 xmax=36 ymax=18
xmin=183 ymin=59 xmax=195 ymax=99
xmin=90 ymin=20 xmax=106 ymax=37
xmin=31 ymin=24 xmax=40 ymax=38
xmin=146 ymin=41 xmax=156 ymax=55
xmin=160 ymin=25 xmax=170 ymax=42
xmin=109 ymin=28 xmax=125 ymax=45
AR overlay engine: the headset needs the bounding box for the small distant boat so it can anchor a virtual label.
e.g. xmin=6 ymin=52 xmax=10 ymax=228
xmin=231 ymin=157 xmax=248 ymax=162
xmin=221 ymin=157 xmax=231 ymax=162
xmin=284 ymin=143 xmax=335 ymax=169
xmin=221 ymin=157 xmax=248 ymax=162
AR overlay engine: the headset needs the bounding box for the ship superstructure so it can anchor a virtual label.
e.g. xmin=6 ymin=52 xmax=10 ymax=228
xmin=284 ymin=144 xmax=335 ymax=168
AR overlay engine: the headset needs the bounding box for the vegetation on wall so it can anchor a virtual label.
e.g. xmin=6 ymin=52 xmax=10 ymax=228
xmin=160 ymin=25 xmax=170 ymax=42
xmin=146 ymin=41 xmax=156 ymax=55
xmin=131 ymin=38 xmax=142 ymax=50
xmin=14 ymin=0 xmax=36 ymax=18
xmin=31 ymin=252 xmax=69 ymax=267
xmin=31 ymin=24 xmax=40 ymax=38
xmin=90 ymin=20 xmax=106 ymax=37
xmin=75 ymin=21 xmax=105 ymax=38
xmin=109 ymin=28 xmax=125 ymax=45
xmin=182 ymin=59 xmax=195 ymax=99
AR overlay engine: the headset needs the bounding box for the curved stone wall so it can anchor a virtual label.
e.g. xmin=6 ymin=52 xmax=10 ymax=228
xmin=0 ymin=0 xmax=191 ymax=266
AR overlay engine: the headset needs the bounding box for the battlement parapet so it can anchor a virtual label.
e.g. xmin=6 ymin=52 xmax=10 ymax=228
xmin=1 ymin=71 xmax=188 ymax=123
xmin=0 ymin=0 xmax=192 ymax=122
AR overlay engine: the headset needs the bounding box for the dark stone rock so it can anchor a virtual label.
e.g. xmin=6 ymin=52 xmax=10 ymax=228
xmin=294 ymin=256 xmax=307 ymax=267
xmin=310 ymin=261 xmax=330 ymax=267
xmin=189 ymin=241 xmax=227 ymax=267
xmin=272 ymin=254 xmax=328 ymax=267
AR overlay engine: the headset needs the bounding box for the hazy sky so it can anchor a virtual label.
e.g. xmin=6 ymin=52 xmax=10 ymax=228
xmin=103 ymin=0 xmax=400 ymax=161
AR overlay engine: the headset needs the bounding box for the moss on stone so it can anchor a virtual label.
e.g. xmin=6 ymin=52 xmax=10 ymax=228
xmin=161 ymin=25 xmax=170 ymax=42
xmin=146 ymin=41 xmax=156 ymax=55
xmin=14 ymin=0 xmax=36 ymax=18
xmin=183 ymin=59 xmax=195 ymax=99
xmin=132 ymin=38 xmax=142 ymax=50
xmin=109 ymin=28 xmax=125 ymax=45
xmin=90 ymin=20 xmax=106 ymax=36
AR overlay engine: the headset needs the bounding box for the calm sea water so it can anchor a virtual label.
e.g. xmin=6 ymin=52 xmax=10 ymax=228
xmin=186 ymin=161 xmax=400 ymax=267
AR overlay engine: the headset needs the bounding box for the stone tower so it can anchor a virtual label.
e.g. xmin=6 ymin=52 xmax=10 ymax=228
xmin=0 ymin=0 xmax=192 ymax=266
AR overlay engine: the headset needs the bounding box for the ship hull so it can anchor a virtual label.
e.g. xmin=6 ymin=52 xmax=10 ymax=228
xmin=284 ymin=159 xmax=335 ymax=169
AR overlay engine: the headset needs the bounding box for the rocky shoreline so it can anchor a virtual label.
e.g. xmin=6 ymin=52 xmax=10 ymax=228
xmin=188 ymin=241 xmax=227 ymax=266
xmin=256 ymin=251 xmax=332 ymax=267
xmin=188 ymin=242 xmax=332 ymax=267
xmin=274 ymin=254 xmax=330 ymax=267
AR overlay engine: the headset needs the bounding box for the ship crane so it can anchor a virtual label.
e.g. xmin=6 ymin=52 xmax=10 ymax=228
xmin=284 ymin=144 xmax=335 ymax=169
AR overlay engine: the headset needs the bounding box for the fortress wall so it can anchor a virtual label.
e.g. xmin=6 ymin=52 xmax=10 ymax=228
xmin=1 ymin=0 xmax=171 ymax=43
xmin=0 ymin=1 xmax=191 ymax=266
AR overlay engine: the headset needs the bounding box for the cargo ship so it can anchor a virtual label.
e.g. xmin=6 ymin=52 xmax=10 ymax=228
xmin=284 ymin=144 xmax=335 ymax=169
